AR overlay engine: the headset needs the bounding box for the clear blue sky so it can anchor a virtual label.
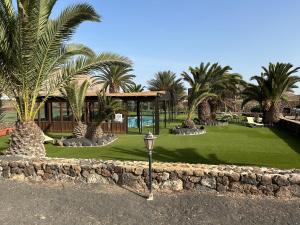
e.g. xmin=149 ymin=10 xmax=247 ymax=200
xmin=54 ymin=0 xmax=300 ymax=93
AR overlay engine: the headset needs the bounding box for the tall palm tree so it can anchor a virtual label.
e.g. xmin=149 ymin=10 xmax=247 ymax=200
xmin=93 ymin=64 xmax=135 ymax=93
xmin=242 ymin=63 xmax=300 ymax=124
xmin=125 ymin=83 xmax=145 ymax=92
xmin=61 ymin=79 xmax=90 ymax=138
xmin=148 ymin=71 xmax=185 ymax=118
xmin=182 ymin=63 xmax=242 ymax=122
xmin=0 ymin=0 xmax=131 ymax=157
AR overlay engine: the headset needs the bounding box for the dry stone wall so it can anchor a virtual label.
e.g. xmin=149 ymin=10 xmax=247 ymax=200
xmin=0 ymin=156 xmax=300 ymax=198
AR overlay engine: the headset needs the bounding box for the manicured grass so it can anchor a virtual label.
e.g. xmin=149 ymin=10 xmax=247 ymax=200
xmin=0 ymin=124 xmax=299 ymax=169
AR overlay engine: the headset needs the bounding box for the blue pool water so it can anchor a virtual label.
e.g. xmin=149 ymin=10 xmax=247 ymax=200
xmin=128 ymin=116 xmax=154 ymax=128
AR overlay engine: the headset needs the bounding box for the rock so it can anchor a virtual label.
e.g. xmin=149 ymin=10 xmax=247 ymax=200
xmin=227 ymin=172 xmax=240 ymax=182
xmin=240 ymin=173 xmax=257 ymax=185
xmin=201 ymin=177 xmax=216 ymax=189
xmin=189 ymin=176 xmax=201 ymax=183
xmin=288 ymin=185 xmax=300 ymax=197
xmin=24 ymin=165 xmax=35 ymax=177
xmin=162 ymin=172 xmax=170 ymax=181
xmin=114 ymin=166 xmax=123 ymax=174
xmin=183 ymin=181 xmax=194 ymax=190
xmin=118 ymin=173 xmax=140 ymax=187
xmin=152 ymin=180 xmax=159 ymax=190
xmin=11 ymin=173 xmax=25 ymax=181
xmin=133 ymin=167 xmax=143 ymax=176
xmin=81 ymin=170 xmax=90 ymax=178
xmin=193 ymin=170 xmax=204 ymax=177
xmin=101 ymin=169 xmax=111 ymax=177
xmin=2 ymin=167 xmax=10 ymax=178
xmin=36 ymin=169 xmax=44 ymax=176
xmin=11 ymin=167 xmax=22 ymax=175
xmin=155 ymin=174 xmax=162 ymax=183
xmin=42 ymin=172 xmax=53 ymax=180
xmin=86 ymin=174 xmax=108 ymax=184
xmin=289 ymin=174 xmax=300 ymax=184
xmin=273 ymin=175 xmax=289 ymax=186
xmin=217 ymin=176 xmax=229 ymax=186
xmin=169 ymin=172 xmax=178 ymax=180
xmin=275 ymin=187 xmax=292 ymax=198
xmin=162 ymin=179 xmax=183 ymax=191
xmin=260 ymin=174 xmax=272 ymax=185
xmin=258 ymin=185 xmax=275 ymax=196
xmin=112 ymin=173 xmax=119 ymax=183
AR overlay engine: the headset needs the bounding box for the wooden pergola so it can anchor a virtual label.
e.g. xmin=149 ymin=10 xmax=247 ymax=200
xmin=36 ymin=91 xmax=171 ymax=135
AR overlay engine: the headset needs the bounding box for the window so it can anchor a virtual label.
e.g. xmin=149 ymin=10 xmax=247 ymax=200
xmin=52 ymin=102 xmax=61 ymax=121
xmin=62 ymin=102 xmax=73 ymax=121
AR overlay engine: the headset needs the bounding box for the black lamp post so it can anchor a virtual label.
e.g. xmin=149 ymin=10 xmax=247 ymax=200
xmin=144 ymin=131 xmax=156 ymax=201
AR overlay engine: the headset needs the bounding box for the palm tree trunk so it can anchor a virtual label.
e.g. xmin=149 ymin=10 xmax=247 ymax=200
xmin=85 ymin=123 xmax=103 ymax=141
xmin=263 ymin=104 xmax=280 ymax=125
xmin=198 ymin=100 xmax=211 ymax=122
xmin=73 ymin=121 xmax=87 ymax=138
xmin=6 ymin=121 xmax=45 ymax=158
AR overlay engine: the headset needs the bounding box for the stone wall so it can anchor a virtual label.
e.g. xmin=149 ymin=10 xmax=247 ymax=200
xmin=0 ymin=156 xmax=300 ymax=198
xmin=277 ymin=118 xmax=300 ymax=137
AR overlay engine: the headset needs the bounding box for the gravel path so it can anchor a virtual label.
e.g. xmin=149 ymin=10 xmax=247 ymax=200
xmin=0 ymin=179 xmax=299 ymax=225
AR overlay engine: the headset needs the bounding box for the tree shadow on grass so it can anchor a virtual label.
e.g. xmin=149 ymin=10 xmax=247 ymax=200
xmin=270 ymin=127 xmax=300 ymax=154
xmin=102 ymin=146 xmax=229 ymax=165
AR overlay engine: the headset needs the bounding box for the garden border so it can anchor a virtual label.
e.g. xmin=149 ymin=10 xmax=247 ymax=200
xmin=0 ymin=156 xmax=299 ymax=198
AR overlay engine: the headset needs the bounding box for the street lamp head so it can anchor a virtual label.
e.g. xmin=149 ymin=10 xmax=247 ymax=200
xmin=144 ymin=131 xmax=156 ymax=151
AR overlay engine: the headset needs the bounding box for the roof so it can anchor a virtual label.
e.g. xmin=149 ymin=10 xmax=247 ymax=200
xmin=286 ymin=93 xmax=300 ymax=102
xmin=106 ymin=91 xmax=167 ymax=97
xmin=39 ymin=75 xmax=171 ymax=100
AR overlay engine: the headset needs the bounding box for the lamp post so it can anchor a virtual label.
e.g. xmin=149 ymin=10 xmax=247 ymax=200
xmin=144 ymin=131 xmax=156 ymax=201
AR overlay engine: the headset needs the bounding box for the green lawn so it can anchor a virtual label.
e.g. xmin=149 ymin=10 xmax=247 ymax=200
xmin=0 ymin=123 xmax=299 ymax=169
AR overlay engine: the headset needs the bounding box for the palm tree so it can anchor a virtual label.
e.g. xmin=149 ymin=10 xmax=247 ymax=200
xmin=242 ymin=63 xmax=300 ymax=124
xmin=86 ymin=91 xmax=123 ymax=140
xmin=0 ymin=0 xmax=131 ymax=157
xmin=148 ymin=71 xmax=185 ymax=118
xmin=93 ymin=64 xmax=135 ymax=93
xmin=61 ymin=79 xmax=90 ymax=138
xmin=183 ymin=84 xmax=215 ymax=128
xmin=209 ymin=74 xmax=245 ymax=114
xmin=125 ymin=83 xmax=145 ymax=92
xmin=182 ymin=63 xmax=242 ymax=122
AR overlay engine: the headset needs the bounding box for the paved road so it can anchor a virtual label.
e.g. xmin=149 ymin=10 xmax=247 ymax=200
xmin=0 ymin=179 xmax=299 ymax=225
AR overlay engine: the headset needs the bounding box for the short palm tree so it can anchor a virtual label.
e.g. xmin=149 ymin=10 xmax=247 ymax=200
xmin=148 ymin=71 xmax=185 ymax=117
xmin=86 ymin=91 xmax=123 ymax=140
xmin=183 ymin=83 xmax=215 ymax=128
xmin=61 ymin=79 xmax=90 ymax=138
xmin=182 ymin=63 xmax=242 ymax=122
xmin=0 ymin=0 xmax=131 ymax=157
xmin=242 ymin=63 xmax=300 ymax=124
xmin=93 ymin=64 xmax=135 ymax=93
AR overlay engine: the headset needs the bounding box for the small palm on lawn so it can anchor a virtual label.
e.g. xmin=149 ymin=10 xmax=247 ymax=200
xmin=183 ymin=83 xmax=215 ymax=128
xmin=0 ymin=0 xmax=131 ymax=157
xmin=93 ymin=64 xmax=135 ymax=93
xmin=86 ymin=91 xmax=123 ymax=140
xmin=242 ymin=63 xmax=300 ymax=124
xmin=61 ymin=79 xmax=90 ymax=138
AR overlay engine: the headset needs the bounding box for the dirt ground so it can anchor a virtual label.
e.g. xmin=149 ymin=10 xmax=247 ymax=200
xmin=0 ymin=179 xmax=299 ymax=225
